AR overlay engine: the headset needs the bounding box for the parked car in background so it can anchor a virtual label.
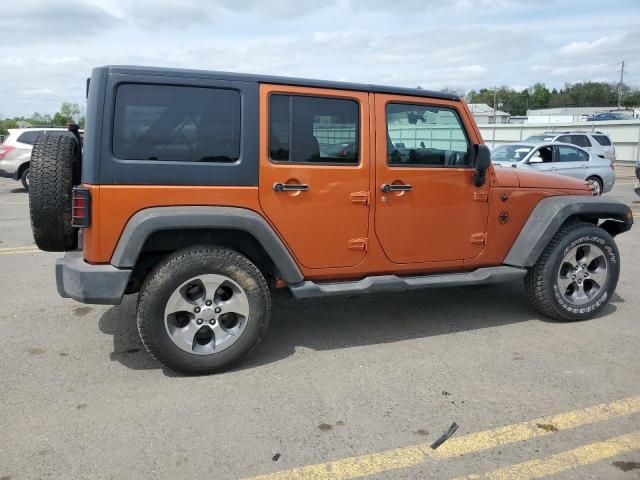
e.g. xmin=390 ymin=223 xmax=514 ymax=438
xmin=587 ymin=112 xmax=632 ymax=121
xmin=491 ymin=142 xmax=615 ymax=195
xmin=0 ymin=128 xmax=77 ymax=190
xmin=524 ymin=131 xmax=615 ymax=162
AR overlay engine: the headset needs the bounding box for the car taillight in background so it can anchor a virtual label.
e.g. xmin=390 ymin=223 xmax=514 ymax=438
xmin=71 ymin=187 xmax=91 ymax=228
xmin=0 ymin=145 xmax=15 ymax=159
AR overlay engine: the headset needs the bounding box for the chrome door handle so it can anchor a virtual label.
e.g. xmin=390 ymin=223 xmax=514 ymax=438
xmin=381 ymin=183 xmax=412 ymax=193
xmin=273 ymin=182 xmax=309 ymax=192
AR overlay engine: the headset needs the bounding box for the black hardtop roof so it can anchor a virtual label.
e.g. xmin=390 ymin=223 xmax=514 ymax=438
xmin=103 ymin=65 xmax=460 ymax=101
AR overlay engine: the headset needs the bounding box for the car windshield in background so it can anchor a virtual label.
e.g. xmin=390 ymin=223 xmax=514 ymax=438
xmin=492 ymin=144 xmax=533 ymax=162
xmin=525 ymin=135 xmax=555 ymax=142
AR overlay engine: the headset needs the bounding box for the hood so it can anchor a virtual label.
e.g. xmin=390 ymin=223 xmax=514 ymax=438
xmin=491 ymin=165 xmax=591 ymax=192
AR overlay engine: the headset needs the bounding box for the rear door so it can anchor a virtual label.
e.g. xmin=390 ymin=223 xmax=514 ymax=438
xmin=373 ymin=94 xmax=488 ymax=264
xmin=258 ymin=84 xmax=370 ymax=269
xmin=554 ymin=145 xmax=589 ymax=179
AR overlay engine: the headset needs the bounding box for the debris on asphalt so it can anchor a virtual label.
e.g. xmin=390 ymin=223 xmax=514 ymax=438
xmin=430 ymin=422 xmax=459 ymax=449
xmin=272 ymin=453 xmax=281 ymax=462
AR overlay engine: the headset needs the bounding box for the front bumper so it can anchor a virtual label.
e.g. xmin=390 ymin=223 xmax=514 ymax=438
xmin=56 ymin=251 xmax=131 ymax=305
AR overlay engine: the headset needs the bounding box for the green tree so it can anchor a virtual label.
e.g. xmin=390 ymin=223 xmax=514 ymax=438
xmin=60 ymin=102 xmax=81 ymax=122
xmin=528 ymin=83 xmax=551 ymax=110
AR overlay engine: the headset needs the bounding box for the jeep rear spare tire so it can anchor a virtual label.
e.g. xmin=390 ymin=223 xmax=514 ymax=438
xmin=29 ymin=134 xmax=79 ymax=252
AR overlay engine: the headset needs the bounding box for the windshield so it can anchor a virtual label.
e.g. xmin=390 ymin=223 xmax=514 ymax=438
xmin=525 ymin=135 xmax=555 ymax=142
xmin=492 ymin=144 xmax=533 ymax=162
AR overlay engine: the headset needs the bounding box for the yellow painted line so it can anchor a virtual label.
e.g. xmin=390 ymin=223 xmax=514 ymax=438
xmin=454 ymin=430 xmax=640 ymax=480
xmin=0 ymin=246 xmax=41 ymax=255
xmin=243 ymin=395 xmax=640 ymax=480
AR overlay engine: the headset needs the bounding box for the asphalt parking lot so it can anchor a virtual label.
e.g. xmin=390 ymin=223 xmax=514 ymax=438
xmin=1 ymin=168 xmax=639 ymax=480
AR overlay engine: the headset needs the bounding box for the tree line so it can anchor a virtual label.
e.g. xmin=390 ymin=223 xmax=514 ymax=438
xmin=461 ymin=81 xmax=640 ymax=116
xmin=0 ymin=103 xmax=84 ymax=137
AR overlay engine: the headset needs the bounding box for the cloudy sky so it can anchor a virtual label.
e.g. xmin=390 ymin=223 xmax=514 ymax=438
xmin=1 ymin=0 xmax=639 ymax=117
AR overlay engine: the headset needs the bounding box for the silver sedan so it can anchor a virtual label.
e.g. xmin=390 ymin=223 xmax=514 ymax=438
xmin=491 ymin=142 xmax=615 ymax=195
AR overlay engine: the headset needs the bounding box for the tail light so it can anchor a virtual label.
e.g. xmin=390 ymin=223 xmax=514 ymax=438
xmin=0 ymin=145 xmax=15 ymax=159
xmin=71 ymin=187 xmax=91 ymax=228
xmin=610 ymin=161 xmax=615 ymax=171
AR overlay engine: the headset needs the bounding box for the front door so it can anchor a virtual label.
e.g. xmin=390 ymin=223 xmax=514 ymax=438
xmin=258 ymin=84 xmax=370 ymax=269
xmin=373 ymin=94 xmax=489 ymax=264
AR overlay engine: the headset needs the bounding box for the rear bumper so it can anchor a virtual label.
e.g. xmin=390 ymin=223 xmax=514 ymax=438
xmin=0 ymin=169 xmax=16 ymax=180
xmin=56 ymin=251 xmax=131 ymax=305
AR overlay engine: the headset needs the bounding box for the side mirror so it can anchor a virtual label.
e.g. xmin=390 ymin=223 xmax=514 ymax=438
xmin=472 ymin=144 xmax=491 ymax=187
xmin=528 ymin=156 xmax=543 ymax=164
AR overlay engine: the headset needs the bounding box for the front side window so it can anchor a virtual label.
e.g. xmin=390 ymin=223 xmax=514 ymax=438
xmin=269 ymin=94 xmax=359 ymax=164
xmin=386 ymin=103 xmax=470 ymax=166
xmin=113 ymin=84 xmax=241 ymax=163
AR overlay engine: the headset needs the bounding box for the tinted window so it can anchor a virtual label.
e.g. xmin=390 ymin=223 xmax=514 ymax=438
xmin=113 ymin=84 xmax=241 ymax=162
xmin=17 ymin=131 xmax=43 ymax=145
xmin=269 ymin=94 xmax=359 ymax=164
xmin=556 ymin=135 xmax=571 ymax=144
xmin=572 ymin=135 xmax=591 ymax=147
xmin=592 ymin=134 xmax=612 ymax=146
xmin=386 ymin=103 xmax=469 ymax=166
xmin=556 ymin=145 xmax=583 ymax=162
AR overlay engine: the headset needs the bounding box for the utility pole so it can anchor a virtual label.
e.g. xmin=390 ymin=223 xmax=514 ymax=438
xmin=618 ymin=61 xmax=625 ymax=108
xmin=493 ymin=88 xmax=497 ymax=124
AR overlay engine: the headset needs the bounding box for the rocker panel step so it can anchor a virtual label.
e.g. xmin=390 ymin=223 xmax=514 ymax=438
xmin=288 ymin=266 xmax=526 ymax=299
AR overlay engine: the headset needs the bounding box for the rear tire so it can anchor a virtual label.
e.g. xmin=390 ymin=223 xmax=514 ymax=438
xmin=586 ymin=176 xmax=602 ymax=196
xmin=137 ymin=246 xmax=271 ymax=375
xmin=28 ymin=134 xmax=79 ymax=252
xmin=524 ymin=222 xmax=619 ymax=321
xmin=20 ymin=167 xmax=29 ymax=191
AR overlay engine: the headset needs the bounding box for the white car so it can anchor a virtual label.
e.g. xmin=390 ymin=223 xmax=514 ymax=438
xmin=0 ymin=128 xmax=73 ymax=190
xmin=492 ymin=142 xmax=615 ymax=195
xmin=524 ymin=131 xmax=616 ymax=163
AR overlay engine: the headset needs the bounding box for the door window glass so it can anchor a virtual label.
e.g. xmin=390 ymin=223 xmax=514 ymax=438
xmin=556 ymin=145 xmax=582 ymax=162
xmin=386 ymin=103 xmax=470 ymax=166
xmin=269 ymin=94 xmax=359 ymax=165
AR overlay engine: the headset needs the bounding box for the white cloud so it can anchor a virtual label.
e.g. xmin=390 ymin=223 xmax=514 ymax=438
xmin=0 ymin=0 xmax=639 ymax=116
xmin=21 ymin=89 xmax=54 ymax=96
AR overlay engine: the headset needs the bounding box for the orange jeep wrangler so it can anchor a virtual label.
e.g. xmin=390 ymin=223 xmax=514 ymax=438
xmin=28 ymin=66 xmax=633 ymax=374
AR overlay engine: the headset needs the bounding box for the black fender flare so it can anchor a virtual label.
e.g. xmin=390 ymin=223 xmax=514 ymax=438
xmin=110 ymin=206 xmax=304 ymax=283
xmin=504 ymin=195 xmax=633 ymax=267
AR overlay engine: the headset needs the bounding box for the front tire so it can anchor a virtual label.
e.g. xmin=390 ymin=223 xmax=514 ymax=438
xmin=524 ymin=222 xmax=620 ymax=321
xmin=137 ymin=246 xmax=271 ymax=374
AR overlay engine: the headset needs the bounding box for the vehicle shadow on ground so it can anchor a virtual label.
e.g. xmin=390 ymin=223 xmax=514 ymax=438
xmin=98 ymin=282 xmax=619 ymax=375
xmin=10 ymin=187 xmax=26 ymax=193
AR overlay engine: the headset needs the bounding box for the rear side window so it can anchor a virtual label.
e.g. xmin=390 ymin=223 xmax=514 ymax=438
xmin=17 ymin=131 xmax=43 ymax=145
xmin=386 ymin=103 xmax=470 ymax=167
xmin=592 ymin=135 xmax=612 ymax=146
xmin=572 ymin=135 xmax=591 ymax=147
xmin=113 ymin=84 xmax=241 ymax=163
xmin=556 ymin=145 xmax=587 ymax=162
xmin=269 ymin=94 xmax=359 ymax=164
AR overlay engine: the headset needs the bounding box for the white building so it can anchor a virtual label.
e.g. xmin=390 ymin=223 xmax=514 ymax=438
xmin=467 ymin=103 xmax=510 ymax=125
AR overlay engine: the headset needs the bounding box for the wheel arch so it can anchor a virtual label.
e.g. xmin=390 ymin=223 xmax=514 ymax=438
xmin=504 ymin=196 xmax=633 ymax=267
xmin=111 ymin=206 xmax=304 ymax=291
xmin=17 ymin=161 xmax=29 ymax=178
